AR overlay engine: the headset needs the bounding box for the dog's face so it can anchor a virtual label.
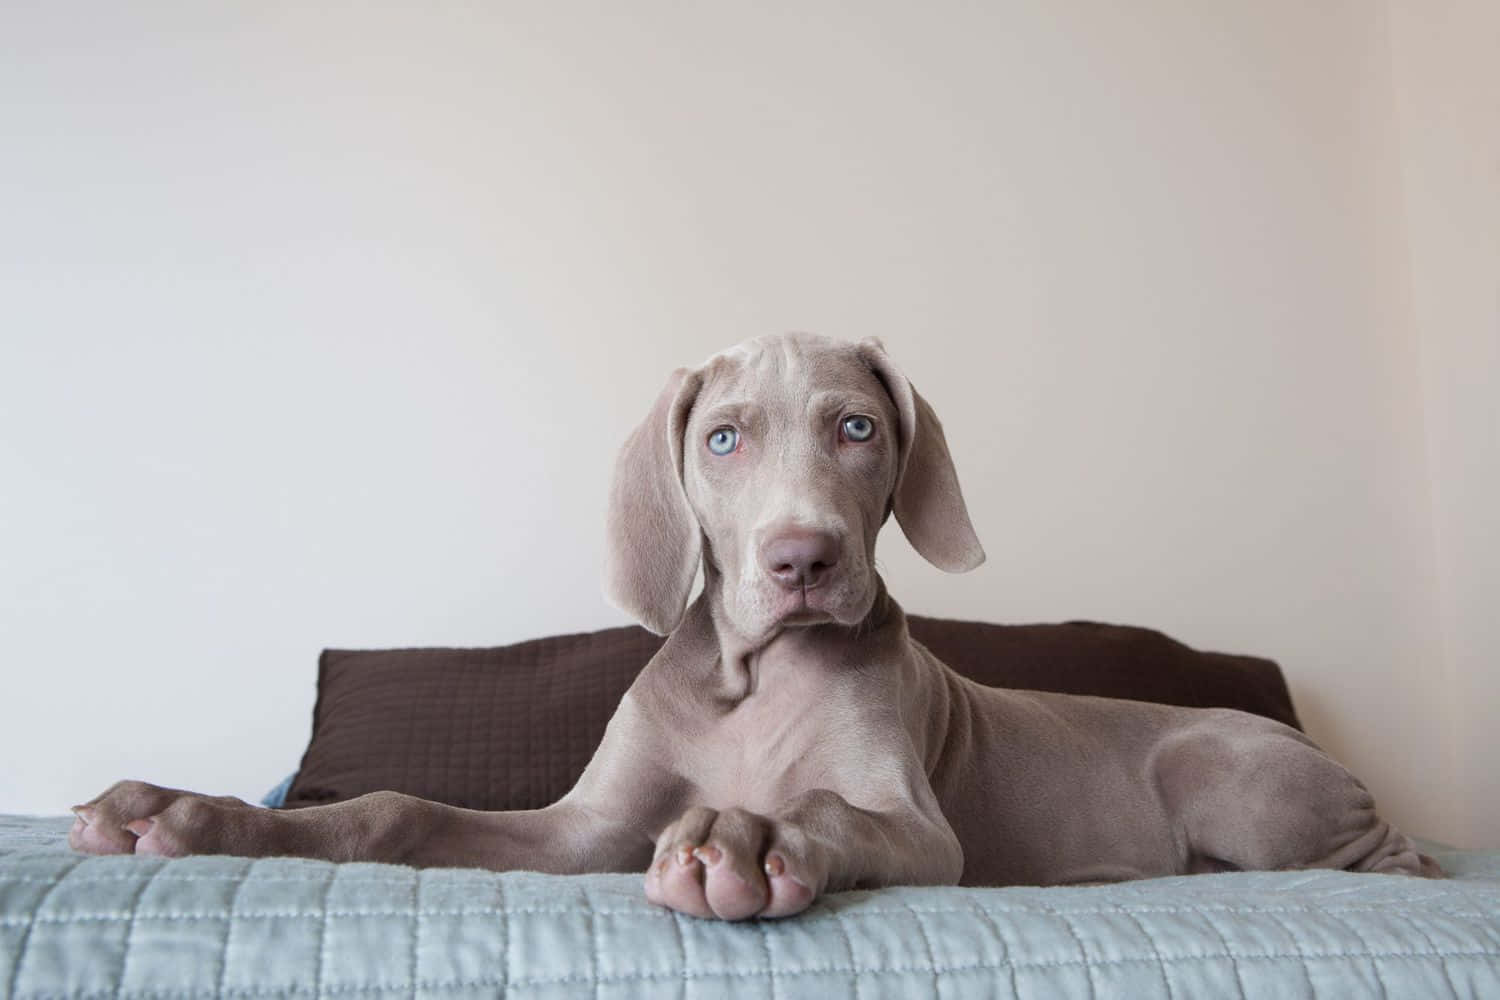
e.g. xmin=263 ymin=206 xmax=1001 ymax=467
xmin=679 ymin=339 xmax=902 ymax=640
xmin=606 ymin=333 xmax=984 ymax=638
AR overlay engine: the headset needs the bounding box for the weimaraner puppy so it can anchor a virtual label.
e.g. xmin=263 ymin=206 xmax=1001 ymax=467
xmin=72 ymin=332 xmax=1439 ymax=920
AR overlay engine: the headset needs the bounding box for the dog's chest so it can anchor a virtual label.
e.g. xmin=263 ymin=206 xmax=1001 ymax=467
xmin=676 ymin=652 xmax=878 ymax=813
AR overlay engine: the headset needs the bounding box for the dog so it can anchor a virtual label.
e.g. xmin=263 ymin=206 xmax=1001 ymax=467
xmin=71 ymin=332 xmax=1439 ymax=920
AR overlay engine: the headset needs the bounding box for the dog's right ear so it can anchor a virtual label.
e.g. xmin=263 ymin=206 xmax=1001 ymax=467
xmin=604 ymin=366 xmax=705 ymax=635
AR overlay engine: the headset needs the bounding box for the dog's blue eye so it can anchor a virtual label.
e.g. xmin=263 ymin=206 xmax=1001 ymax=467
xmin=707 ymin=427 xmax=739 ymax=455
xmin=842 ymin=415 xmax=875 ymax=442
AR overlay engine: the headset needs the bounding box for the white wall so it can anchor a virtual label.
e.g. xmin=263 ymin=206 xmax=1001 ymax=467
xmin=0 ymin=2 xmax=1488 ymax=846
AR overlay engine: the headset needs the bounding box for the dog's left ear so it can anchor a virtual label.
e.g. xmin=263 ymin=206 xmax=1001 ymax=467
xmin=859 ymin=339 xmax=985 ymax=573
xmin=603 ymin=366 xmax=706 ymax=634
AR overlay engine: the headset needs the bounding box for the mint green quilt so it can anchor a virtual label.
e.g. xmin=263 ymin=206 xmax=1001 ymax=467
xmin=2 ymin=815 xmax=1496 ymax=998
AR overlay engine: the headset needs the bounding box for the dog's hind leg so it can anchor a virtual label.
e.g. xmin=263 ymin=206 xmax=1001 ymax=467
xmin=1152 ymin=709 xmax=1443 ymax=878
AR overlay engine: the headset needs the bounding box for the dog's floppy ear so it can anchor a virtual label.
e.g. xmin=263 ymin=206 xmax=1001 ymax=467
xmin=859 ymin=339 xmax=985 ymax=573
xmin=604 ymin=366 xmax=705 ymax=634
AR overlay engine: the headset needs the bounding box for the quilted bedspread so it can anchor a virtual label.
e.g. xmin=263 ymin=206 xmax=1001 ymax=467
xmin=2 ymin=815 xmax=1497 ymax=999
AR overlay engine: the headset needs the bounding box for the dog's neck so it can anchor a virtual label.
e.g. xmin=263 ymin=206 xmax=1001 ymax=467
xmin=687 ymin=566 xmax=901 ymax=704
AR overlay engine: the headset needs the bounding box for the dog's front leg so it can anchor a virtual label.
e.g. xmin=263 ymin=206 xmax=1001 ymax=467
xmin=72 ymin=691 xmax=677 ymax=872
xmin=646 ymin=787 xmax=962 ymax=921
xmin=70 ymin=780 xmax=654 ymax=873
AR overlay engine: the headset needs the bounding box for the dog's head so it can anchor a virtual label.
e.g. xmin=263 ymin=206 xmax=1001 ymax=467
xmin=605 ymin=333 xmax=984 ymax=639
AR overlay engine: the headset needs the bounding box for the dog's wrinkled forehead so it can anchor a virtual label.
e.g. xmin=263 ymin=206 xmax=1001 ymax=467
xmin=693 ymin=333 xmax=890 ymax=419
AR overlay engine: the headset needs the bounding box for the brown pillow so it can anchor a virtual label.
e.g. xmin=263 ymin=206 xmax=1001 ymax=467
xmin=283 ymin=617 xmax=1300 ymax=811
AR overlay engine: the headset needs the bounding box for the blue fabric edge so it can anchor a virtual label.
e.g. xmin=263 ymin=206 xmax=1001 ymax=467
xmin=259 ymin=772 xmax=296 ymax=808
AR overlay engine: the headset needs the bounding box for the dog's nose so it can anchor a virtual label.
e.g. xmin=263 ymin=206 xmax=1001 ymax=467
xmin=761 ymin=528 xmax=842 ymax=590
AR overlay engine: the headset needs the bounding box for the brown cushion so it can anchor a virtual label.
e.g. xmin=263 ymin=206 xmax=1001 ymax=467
xmin=283 ymin=618 xmax=1300 ymax=811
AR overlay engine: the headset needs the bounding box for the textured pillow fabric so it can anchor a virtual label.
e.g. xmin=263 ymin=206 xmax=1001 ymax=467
xmin=283 ymin=618 xmax=1299 ymax=811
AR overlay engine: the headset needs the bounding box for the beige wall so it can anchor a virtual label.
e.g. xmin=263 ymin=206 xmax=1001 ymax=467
xmin=1387 ymin=0 xmax=1500 ymax=848
xmin=0 ymin=3 xmax=1490 ymax=846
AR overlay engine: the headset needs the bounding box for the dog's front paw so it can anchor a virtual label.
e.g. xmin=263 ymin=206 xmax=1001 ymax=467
xmin=645 ymin=806 xmax=827 ymax=920
xmin=70 ymin=780 xmax=262 ymax=858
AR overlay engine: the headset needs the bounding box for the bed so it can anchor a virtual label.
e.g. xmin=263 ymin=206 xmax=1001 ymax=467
xmin=5 ymin=620 xmax=1497 ymax=998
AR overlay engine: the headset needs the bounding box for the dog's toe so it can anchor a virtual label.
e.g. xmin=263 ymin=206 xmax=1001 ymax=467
xmin=760 ymin=851 xmax=818 ymax=918
xmin=645 ymin=847 xmax=714 ymax=918
xmin=68 ymin=805 xmax=136 ymax=855
xmin=698 ymin=843 xmax=770 ymax=921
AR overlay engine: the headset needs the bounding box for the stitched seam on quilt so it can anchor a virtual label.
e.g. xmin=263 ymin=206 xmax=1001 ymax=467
xmin=8 ymin=948 xmax=1500 ymax=999
xmin=497 ymin=871 xmax=511 ymax=997
xmin=902 ymin=900 xmax=942 ymax=1000
xmin=1041 ymin=901 xmax=1098 ymax=1000
xmin=1276 ymin=907 xmax=1317 ymax=998
xmin=830 ymin=904 xmax=863 ymax=1000
xmin=1319 ymin=906 xmax=1391 ymax=1000
xmin=1195 ymin=905 xmax=1250 ymax=1000
xmin=113 ymin=861 xmax=166 ymax=1000
xmin=0 ymin=925 xmax=1482 ymax=978
xmin=756 ymin=914 xmax=778 ymax=1000
xmin=215 ymin=858 xmax=257 ymax=998
xmin=587 ymin=882 xmax=601 ymax=1000
xmin=1119 ymin=906 xmax=1175 ymax=1000
xmin=1401 ymin=905 xmax=1462 ymax=998
xmin=1436 ymin=897 xmax=1500 ymax=950
xmin=668 ymin=907 xmax=688 ymax=1000
xmin=407 ymin=868 xmax=422 ymax=1000
xmin=313 ymin=864 xmax=339 ymax=999
xmin=5 ymin=856 xmax=85 ymax=999
xmin=969 ymin=899 xmax=1018 ymax=1000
